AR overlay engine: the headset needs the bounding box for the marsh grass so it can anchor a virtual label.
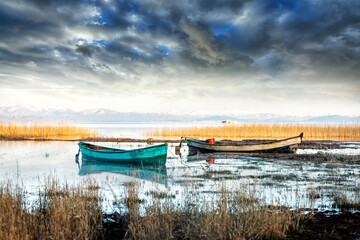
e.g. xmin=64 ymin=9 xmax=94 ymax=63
xmin=0 ymin=177 xmax=102 ymax=240
xmin=119 ymin=182 xmax=306 ymax=240
xmin=194 ymin=172 xmax=213 ymax=179
xmin=207 ymin=169 xmax=233 ymax=174
xmin=332 ymin=194 xmax=360 ymax=210
xmin=308 ymin=185 xmax=321 ymax=200
xmin=212 ymin=176 xmax=244 ymax=181
xmin=145 ymin=123 xmax=360 ymax=141
xmin=0 ymin=176 xmax=312 ymax=239
xmin=332 ymin=175 xmax=360 ymax=211
xmin=146 ymin=191 xmax=176 ymax=199
xmin=0 ymin=121 xmax=97 ymax=140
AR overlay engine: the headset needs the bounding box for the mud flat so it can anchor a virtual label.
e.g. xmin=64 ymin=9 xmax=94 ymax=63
xmin=244 ymin=152 xmax=360 ymax=164
xmin=99 ymin=210 xmax=360 ymax=240
xmin=286 ymin=211 xmax=360 ymax=240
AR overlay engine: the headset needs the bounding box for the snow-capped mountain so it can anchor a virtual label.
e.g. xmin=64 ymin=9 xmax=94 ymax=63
xmin=0 ymin=106 xmax=359 ymax=123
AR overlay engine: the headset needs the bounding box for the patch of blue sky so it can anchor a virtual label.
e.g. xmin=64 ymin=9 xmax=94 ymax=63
xmin=92 ymin=40 xmax=107 ymax=47
xmin=156 ymin=45 xmax=174 ymax=56
xmin=128 ymin=2 xmax=140 ymax=13
xmin=272 ymin=0 xmax=318 ymax=21
xmin=273 ymin=0 xmax=300 ymax=12
xmin=297 ymin=8 xmax=319 ymax=21
xmin=210 ymin=23 xmax=233 ymax=37
xmin=92 ymin=9 xmax=113 ymax=26
xmin=130 ymin=49 xmax=144 ymax=56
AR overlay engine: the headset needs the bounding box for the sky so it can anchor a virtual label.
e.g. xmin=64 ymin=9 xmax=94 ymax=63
xmin=0 ymin=0 xmax=359 ymax=116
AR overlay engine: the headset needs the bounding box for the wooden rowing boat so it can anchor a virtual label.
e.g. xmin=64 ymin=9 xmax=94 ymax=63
xmin=186 ymin=133 xmax=303 ymax=153
xmin=78 ymin=142 xmax=168 ymax=164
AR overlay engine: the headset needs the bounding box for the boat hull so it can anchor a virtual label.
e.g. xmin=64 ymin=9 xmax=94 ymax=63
xmin=187 ymin=133 xmax=303 ymax=153
xmin=78 ymin=142 xmax=168 ymax=164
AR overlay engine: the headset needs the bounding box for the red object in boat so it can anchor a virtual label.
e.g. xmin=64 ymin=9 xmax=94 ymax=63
xmin=206 ymin=138 xmax=215 ymax=144
xmin=207 ymin=158 xmax=215 ymax=163
xmin=90 ymin=146 xmax=102 ymax=150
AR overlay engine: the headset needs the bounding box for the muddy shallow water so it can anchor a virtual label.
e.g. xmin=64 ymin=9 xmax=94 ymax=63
xmin=0 ymin=140 xmax=359 ymax=213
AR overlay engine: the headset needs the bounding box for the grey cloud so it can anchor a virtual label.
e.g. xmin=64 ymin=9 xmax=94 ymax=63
xmin=0 ymin=5 xmax=62 ymax=45
xmin=0 ymin=0 xmax=359 ymax=114
xmin=76 ymin=45 xmax=101 ymax=58
xmin=179 ymin=17 xmax=227 ymax=65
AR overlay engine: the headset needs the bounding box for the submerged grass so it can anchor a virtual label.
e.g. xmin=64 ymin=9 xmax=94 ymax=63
xmin=121 ymin=182 xmax=306 ymax=240
xmin=332 ymin=194 xmax=360 ymax=211
xmin=0 ymin=121 xmax=98 ymax=140
xmin=146 ymin=191 xmax=176 ymax=199
xmin=0 ymin=176 xmax=311 ymax=239
xmin=145 ymin=123 xmax=360 ymax=141
xmin=332 ymin=178 xmax=360 ymax=211
xmin=0 ymin=177 xmax=102 ymax=240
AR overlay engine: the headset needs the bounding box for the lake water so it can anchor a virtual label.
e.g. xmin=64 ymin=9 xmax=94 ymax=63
xmin=0 ymin=141 xmax=360 ymax=214
xmin=1 ymin=136 xmax=359 ymax=213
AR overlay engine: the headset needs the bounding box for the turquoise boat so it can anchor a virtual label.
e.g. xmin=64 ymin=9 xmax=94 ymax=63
xmin=78 ymin=156 xmax=167 ymax=183
xmin=78 ymin=142 xmax=168 ymax=165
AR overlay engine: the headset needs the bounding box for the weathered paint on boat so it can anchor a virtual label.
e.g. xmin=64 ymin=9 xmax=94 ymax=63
xmin=187 ymin=133 xmax=303 ymax=153
xmin=78 ymin=142 xmax=168 ymax=164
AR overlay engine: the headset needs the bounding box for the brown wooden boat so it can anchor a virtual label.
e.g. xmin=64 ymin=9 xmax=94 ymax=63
xmin=186 ymin=133 xmax=303 ymax=153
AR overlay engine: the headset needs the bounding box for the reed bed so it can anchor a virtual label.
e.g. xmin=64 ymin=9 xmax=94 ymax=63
xmin=0 ymin=121 xmax=98 ymax=140
xmin=0 ymin=177 xmax=309 ymax=239
xmin=0 ymin=177 xmax=102 ymax=240
xmin=122 ymin=182 xmax=306 ymax=239
xmin=145 ymin=123 xmax=360 ymax=141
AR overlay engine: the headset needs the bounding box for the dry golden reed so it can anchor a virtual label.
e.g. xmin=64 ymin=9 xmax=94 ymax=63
xmin=0 ymin=177 xmax=309 ymax=239
xmin=0 ymin=177 xmax=102 ymax=240
xmin=0 ymin=121 xmax=97 ymax=140
xmin=145 ymin=123 xmax=360 ymax=141
xmin=123 ymin=182 xmax=305 ymax=239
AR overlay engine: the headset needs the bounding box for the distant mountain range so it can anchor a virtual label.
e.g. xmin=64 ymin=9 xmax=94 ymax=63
xmin=1 ymin=106 xmax=359 ymax=123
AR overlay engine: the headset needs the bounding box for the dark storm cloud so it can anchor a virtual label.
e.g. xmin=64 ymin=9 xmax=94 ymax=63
xmin=0 ymin=5 xmax=61 ymax=44
xmin=76 ymin=45 xmax=101 ymax=58
xmin=0 ymin=0 xmax=359 ymax=112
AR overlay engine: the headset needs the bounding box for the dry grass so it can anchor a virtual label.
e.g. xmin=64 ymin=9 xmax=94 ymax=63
xmin=0 ymin=177 xmax=102 ymax=240
xmin=0 ymin=121 xmax=98 ymax=140
xmin=0 ymin=176 xmax=310 ymax=240
xmin=121 ymin=182 xmax=306 ymax=240
xmin=145 ymin=123 xmax=360 ymax=141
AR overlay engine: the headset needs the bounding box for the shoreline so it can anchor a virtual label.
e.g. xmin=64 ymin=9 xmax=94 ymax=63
xmin=1 ymin=137 xmax=359 ymax=144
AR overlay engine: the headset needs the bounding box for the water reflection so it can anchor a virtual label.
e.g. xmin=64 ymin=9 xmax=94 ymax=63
xmin=206 ymin=158 xmax=215 ymax=163
xmin=78 ymin=155 xmax=167 ymax=184
xmin=0 ymin=140 xmax=359 ymax=211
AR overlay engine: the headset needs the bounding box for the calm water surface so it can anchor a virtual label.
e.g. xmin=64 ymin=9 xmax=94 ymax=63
xmin=1 ymin=139 xmax=359 ymax=213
